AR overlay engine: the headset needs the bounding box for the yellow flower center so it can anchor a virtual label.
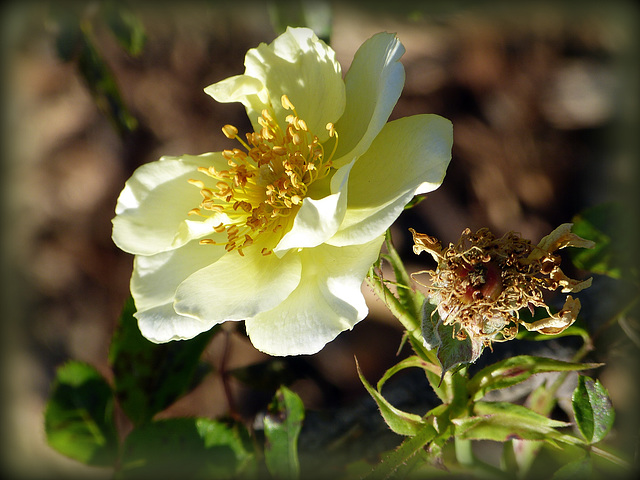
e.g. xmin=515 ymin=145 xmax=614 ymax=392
xmin=188 ymin=95 xmax=337 ymax=256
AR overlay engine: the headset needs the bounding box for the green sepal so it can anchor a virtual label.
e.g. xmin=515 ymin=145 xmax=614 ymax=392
xmin=421 ymin=302 xmax=484 ymax=381
xmin=382 ymin=229 xmax=425 ymax=322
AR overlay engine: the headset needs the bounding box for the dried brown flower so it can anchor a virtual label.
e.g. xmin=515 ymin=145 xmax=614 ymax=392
xmin=410 ymin=224 xmax=595 ymax=350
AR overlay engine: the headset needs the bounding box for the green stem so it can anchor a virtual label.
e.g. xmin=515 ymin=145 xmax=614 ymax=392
xmin=454 ymin=436 xmax=514 ymax=479
xmin=590 ymin=445 xmax=630 ymax=468
xmin=591 ymin=291 xmax=640 ymax=343
xmin=364 ymin=424 xmax=438 ymax=480
xmin=455 ymin=437 xmax=474 ymax=466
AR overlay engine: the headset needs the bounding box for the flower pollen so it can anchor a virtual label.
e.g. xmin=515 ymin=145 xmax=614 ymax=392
xmin=189 ymin=95 xmax=337 ymax=256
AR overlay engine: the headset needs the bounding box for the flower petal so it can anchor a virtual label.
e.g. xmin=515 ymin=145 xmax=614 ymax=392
xmin=208 ymin=27 xmax=345 ymax=141
xmin=130 ymin=240 xmax=228 ymax=343
xmin=131 ymin=239 xmax=226 ymax=314
xmin=112 ymin=153 xmax=228 ymax=255
xmin=136 ymin=303 xmax=219 ymax=343
xmin=331 ymin=32 xmax=406 ymax=168
xmin=273 ymin=160 xmax=353 ymax=256
xmin=328 ymin=114 xmax=453 ymax=247
xmin=245 ymin=236 xmax=385 ymax=356
xmin=204 ymin=74 xmax=269 ymax=134
xmin=173 ymin=246 xmax=302 ymax=322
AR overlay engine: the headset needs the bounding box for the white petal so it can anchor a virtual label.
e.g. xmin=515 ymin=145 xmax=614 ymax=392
xmin=245 ymin=236 xmax=385 ymax=356
xmin=328 ymin=114 xmax=453 ymax=247
xmin=243 ymin=27 xmax=345 ymax=141
xmin=131 ymin=239 xmax=226 ymax=314
xmin=273 ymin=161 xmax=353 ymax=256
xmin=173 ymin=246 xmax=302 ymax=322
xmin=136 ymin=303 xmax=219 ymax=343
xmin=112 ymin=153 xmax=228 ymax=255
xmin=204 ymin=74 xmax=269 ymax=134
xmin=331 ymin=32 xmax=406 ymax=168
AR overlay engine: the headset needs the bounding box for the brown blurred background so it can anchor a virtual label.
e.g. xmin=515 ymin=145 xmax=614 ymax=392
xmin=2 ymin=0 xmax=638 ymax=478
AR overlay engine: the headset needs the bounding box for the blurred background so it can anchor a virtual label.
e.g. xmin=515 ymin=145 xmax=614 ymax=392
xmin=2 ymin=0 xmax=638 ymax=478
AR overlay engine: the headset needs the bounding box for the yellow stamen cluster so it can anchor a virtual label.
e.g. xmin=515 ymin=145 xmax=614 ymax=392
xmin=410 ymin=226 xmax=593 ymax=348
xmin=188 ymin=95 xmax=336 ymax=256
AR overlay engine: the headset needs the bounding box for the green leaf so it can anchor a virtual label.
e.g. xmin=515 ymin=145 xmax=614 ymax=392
xmin=119 ymin=418 xmax=255 ymax=479
xmin=552 ymin=454 xmax=593 ymax=480
xmin=51 ymin=7 xmax=84 ymax=61
xmin=76 ymin=28 xmax=138 ymax=136
xmin=356 ymin=359 xmax=426 ymax=436
xmin=467 ymin=355 xmax=603 ymax=401
xmin=407 ymin=333 xmax=450 ymax=403
xmin=49 ymin=4 xmax=138 ymax=136
xmin=108 ymin=297 xmax=218 ymax=425
xmin=454 ymin=402 xmax=576 ymax=444
xmin=376 ymin=356 xmax=440 ymax=392
xmin=572 ymin=375 xmax=615 ymax=444
xmin=44 ymin=361 xmax=118 ymax=466
xmin=263 ymin=386 xmax=305 ymax=480
xmin=101 ymin=2 xmax=146 ymax=56
xmin=570 ymin=203 xmax=628 ymax=279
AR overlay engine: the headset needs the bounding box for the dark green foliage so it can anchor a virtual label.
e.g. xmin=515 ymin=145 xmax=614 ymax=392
xmin=108 ymin=296 xmax=218 ymax=425
xmin=44 ymin=361 xmax=118 ymax=466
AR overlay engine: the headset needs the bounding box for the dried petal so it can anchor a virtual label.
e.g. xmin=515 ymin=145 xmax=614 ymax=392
xmin=533 ymin=223 xmax=596 ymax=258
xmin=410 ymin=228 xmax=443 ymax=262
xmin=522 ymin=296 xmax=581 ymax=335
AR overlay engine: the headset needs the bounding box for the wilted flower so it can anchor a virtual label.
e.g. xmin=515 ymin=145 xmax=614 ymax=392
xmin=112 ymin=27 xmax=453 ymax=355
xmin=410 ymin=224 xmax=595 ymax=355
